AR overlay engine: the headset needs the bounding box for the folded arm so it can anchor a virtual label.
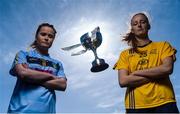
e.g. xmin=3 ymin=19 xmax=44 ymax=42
xmin=15 ymin=64 xmax=56 ymax=84
xmin=118 ymin=69 xmax=151 ymax=88
xmin=132 ymin=56 xmax=174 ymax=79
xmin=41 ymin=77 xmax=67 ymax=91
xmin=15 ymin=64 xmax=67 ymax=91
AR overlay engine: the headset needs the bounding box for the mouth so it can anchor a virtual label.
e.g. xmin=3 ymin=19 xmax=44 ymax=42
xmin=41 ymin=42 xmax=50 ymax=46
xmin=42 ymin=41 xmax=50 ymax=44
xmin=137 ymin=29 xmax=143 ymax=31
xmin=137 ymin=29 xmax=145 ymax=34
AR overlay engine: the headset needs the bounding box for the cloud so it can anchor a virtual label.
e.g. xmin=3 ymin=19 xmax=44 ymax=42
xmin=74 ymin=70 xmax=125 ymax=110
xmin=1 ymin=51 xmax=15 ymax=65
xmin=103 ymin=52 xmax=120 ymax=64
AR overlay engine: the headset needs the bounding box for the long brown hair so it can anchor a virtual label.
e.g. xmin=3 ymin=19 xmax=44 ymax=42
xmin=30 ymin=23 xmax=57 ymax=48
xmin=122 ymin=13 xmax=150 ymax=53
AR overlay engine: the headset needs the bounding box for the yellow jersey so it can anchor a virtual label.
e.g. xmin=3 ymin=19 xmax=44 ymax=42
xmin=114 ymin=41 xmax=177 ymax=109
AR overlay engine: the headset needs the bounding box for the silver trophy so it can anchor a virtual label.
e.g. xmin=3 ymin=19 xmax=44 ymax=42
xmin=62 ymin=27 xmax=109 ymax=72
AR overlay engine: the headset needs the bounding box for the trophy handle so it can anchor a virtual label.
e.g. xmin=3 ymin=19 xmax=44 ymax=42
xmin=71 ymin=49 xmax=87 ymax=56
xmin=61 ymin=44 xmax=81 ymax=51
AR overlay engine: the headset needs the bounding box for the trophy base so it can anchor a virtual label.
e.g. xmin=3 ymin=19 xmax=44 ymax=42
xmin=91 ymin=59 xmax=109 ymax=72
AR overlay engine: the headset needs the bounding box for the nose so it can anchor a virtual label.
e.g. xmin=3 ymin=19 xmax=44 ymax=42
xmin=137 ymin=23 xmax=142 ymax=27
xmin=44 ymin=36 xmax=49 ymax=41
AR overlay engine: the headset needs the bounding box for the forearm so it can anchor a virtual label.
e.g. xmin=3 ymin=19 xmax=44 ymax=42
xmin=119 ymin=74 xmax=150 ymax=88
xmin=22 ymin=69 xmax=56 ymax=83
xmin=41 ymin=78 xmax=67 ymax=91
xmin=133 ymin=56 xmax=174 ymax=79
xmin=16 ymin=64 xmax=56 ymax=84
xmin=133 ymin=65 xmax=172 ymax=79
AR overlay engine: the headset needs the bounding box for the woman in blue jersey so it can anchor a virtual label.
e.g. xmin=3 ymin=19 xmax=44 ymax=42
xmin=8 ymin=23 xmax=67 ymax=113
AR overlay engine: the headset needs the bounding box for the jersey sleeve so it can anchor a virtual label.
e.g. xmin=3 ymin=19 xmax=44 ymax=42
xmin=113 ymin=50 xmax=129 ymax=70
xmin=161 ymin=42 xmax=177 ymax=61
xmin=57 ymin=62 xmax=66 ymax=79
xmin=9 ymin=50 xmax=27 ymax=76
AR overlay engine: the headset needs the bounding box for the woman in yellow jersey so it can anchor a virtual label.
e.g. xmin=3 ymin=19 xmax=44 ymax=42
xmin=114 ymin=13 xmax=179 ymax=113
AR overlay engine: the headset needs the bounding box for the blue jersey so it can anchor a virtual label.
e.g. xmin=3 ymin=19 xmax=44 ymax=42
xmin=8 ymin=49 xmax=66 ymax=113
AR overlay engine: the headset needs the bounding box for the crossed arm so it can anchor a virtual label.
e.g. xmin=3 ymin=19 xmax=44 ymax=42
xmin=118 ymin=56 xmax=174 ymax=88
xmin=14 ymin=64 xmax=67 ymax=91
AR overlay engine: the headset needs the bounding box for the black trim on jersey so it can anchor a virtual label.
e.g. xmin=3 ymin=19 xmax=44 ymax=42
xmin=129 ymin=89 xmax=132 ymax=109
xmin=26 ymin=56 xmax=60 ymax=70
xmin=129 ymin=87 xmax=135 ymax=109
xmin=113 ymin=63 xmax=117 ymax=70
xmin=137 ymin=40 xmax=152 ymax=48
xmin=132 ymin=89 xmax=135 ymax=109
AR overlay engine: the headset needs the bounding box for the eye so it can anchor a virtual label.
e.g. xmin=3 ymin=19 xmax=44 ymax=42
xmin=39 ymin=32 xmax=54 ymax=38
xmin=132 ymin=22 xmax=137 ymax=26
xmin=40 ymin=32 xmax=47 ymax=36
xmin=141 ymin=20 xmax=147 ymax=24
xmin=48 ymin=34 xmax=54 ymax=38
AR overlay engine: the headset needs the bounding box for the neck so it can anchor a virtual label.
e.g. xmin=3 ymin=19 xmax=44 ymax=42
xmin=136 ymin=38 xmax=151 ymax=47
xmin=135 ymin=35 xmax=151 ymax=47
xmin=35 ymin=47 xmax=49 ymax=55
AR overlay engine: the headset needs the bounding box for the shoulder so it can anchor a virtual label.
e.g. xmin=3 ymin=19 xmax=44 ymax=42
xmin=152 ymin=41 xmax=172 ymax=46
xmin=17 ymin=50 xmax=27 ymax=54
xmin=18 ymin=48 xmax=36 ymax=54
xmin=152 ymin=41 xmax=176 ymax=52
xmin=16 ymin=49 xmax=29 ymax=56
xmin=154 ymin=41 xmax=175 ymax=49
xmin=120 ymin=48 xmax=132 ymax=56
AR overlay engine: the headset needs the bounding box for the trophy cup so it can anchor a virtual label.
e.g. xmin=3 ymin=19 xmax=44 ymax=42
xmin=62 ymin=27 xmax=109 ymax=72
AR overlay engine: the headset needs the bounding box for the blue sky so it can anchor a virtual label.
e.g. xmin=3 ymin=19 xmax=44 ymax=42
xmin=0 ymin=0 xmax=180 ymax=113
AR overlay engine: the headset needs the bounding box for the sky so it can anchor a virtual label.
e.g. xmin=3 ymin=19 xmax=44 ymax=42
xmin=0 ymin=0 xmax=180 ymax=113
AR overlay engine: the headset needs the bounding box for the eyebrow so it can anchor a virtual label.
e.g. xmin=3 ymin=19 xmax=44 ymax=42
xmin=40 ymin=32 xmax=54 ymax=35
xmin=131 ymin=19 xmax=147 ymax=24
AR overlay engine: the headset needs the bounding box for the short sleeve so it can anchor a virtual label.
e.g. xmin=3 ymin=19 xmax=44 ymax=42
xmin=57 ymin=62 xmax=66 ymax=79
xmin=113 ymin=51 xmax=129 ymax=70
xmin=9 ymin=50 xmax=27 ymax=76
xmin=161 ymin=42 xmax=176 ymax=61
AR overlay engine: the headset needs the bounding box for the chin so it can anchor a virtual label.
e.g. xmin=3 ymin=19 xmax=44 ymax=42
xmin=39 ymin=45 xmax=51 ymax=50
xmin=136 ymin=33 xmax=146 ymax=38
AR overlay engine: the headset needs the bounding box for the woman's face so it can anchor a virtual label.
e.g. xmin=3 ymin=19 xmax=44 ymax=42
xmin=131 ymin=14 xmax=150 ymax=38
xmin=36 ymin=26 xmax=55 ymax=50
